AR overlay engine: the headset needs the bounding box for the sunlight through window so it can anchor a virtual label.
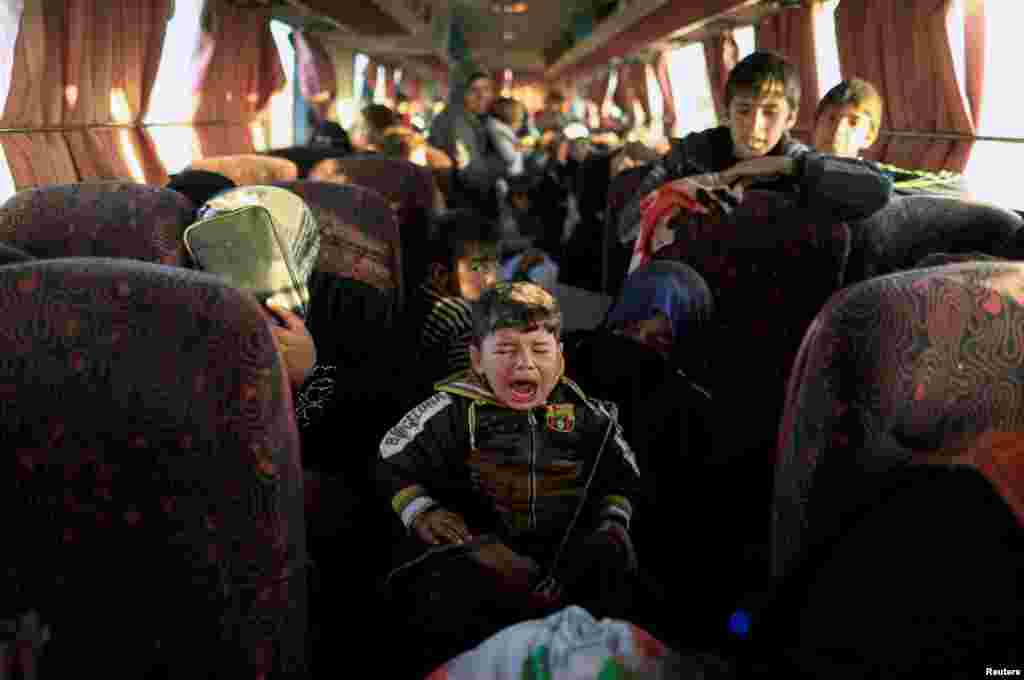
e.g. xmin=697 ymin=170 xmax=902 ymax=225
xmin=964 ymin=1 xmax=1024 ymax=210
xmin=110 ymin=89 xmax=146 ymax=182
xmin=268 ymin=20 xmax=296 ymax=149
xmin=734 ymin=25 xmax=755 ymax=61
xmin=814 ymin=0 xmax=842 ymax=98
xmin=666 ymin=43 xmax=716 ymax=136
xmin=146 ymin=0 xmax=203 ymax=172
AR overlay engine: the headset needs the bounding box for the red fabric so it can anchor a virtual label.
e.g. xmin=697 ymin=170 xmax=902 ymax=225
xmin=631 ymin=185 xmax=706 ymax=272
xmin=703 ymin=30 xmax=739 ymax=123
xmin=192 ymin=0 xmax=285 ymax=157
xmin=293 ymin=30 xmax=337 ymax=121
xmin=836 ymin=0 xmax=978 ymax=172
xmin=613 ymin=62 xmax=650 ymax=124
xmin=756 ymin=4 xmax=820 ymax=140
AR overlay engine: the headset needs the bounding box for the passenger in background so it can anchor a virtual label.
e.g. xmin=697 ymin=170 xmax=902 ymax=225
xmin=166 ymin=169 xmax=236 ymax=214
xmin=812 ymin=79 xmax=970 ymax=198
xmin=488 ymin=96 xmax=527 ymax=178
xmin=534 ymin=89 xmax=569 ymax=136
xmin=351 ymin=104 xmax=400 ymax=153
xmin=402 ymin=211 xmax=500 ymax=397
xmin=619 ymin=51 xmax=893 ymax=250
xmin=428 ymin=71 xmax=506 ymax=217
xmin=308 ymin=113 xmax=353 ymax=154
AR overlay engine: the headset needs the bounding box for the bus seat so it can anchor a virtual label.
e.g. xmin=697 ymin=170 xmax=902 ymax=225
xmin=264 ymin=146 xmax=350 ymax=179
xmin=187 ymin=154 xmax=299 ymax=186
xmin=846 ymin=194 xmax=1023 ymax=284
xmin=775 ymin=261 xmax=1024 ymax=584
xmin=745 ymin=465 xmax=1021 ymax=677
xmin=652 ymin=191 xmax=851 ymax=577
xmin=0 ymin=258 xmax=307 ymax=679
xmin=308 ymin=156 xmax=435 ymax=301
xmin=274 ymin=180 xmax=403 ymax=318
xmin=0 ymin=181 xmax=194 ymax=266
xmin=656 ymin=190 xmax=850 ymax=462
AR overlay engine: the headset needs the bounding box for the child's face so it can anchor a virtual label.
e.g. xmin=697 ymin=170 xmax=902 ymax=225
xmin=452 ymin=248 xmax=499 ymax=301
xmin=812 ymin=103 xmax=877 ymax=158
xmin=471 ymin=325 xmax=562 ymax=410
xmin=727 ymin=87 xmax=798 ymax=160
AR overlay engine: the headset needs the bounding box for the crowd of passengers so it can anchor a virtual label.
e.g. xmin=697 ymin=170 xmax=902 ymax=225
xmin=157 ymin=50 xmax=988 ymax=676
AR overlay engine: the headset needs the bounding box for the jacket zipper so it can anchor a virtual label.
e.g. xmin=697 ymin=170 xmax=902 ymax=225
xmin=527 ymin=409 xmax=537 ymax=529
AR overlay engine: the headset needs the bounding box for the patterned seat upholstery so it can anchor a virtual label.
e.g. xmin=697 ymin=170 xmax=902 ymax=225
xmin=309 ymin=156 xmax=434 ymax=302
xmin=774 ymin=262 xmax=1024 ymax=582
xmin=846 ymin=195 xmax=1023 ymax=285
xmin=188 ymin=154 xmax=299 ymax=186
xmin=0 ymin=258 xmax=307 ymax=678
xmin=655 ymin=191 xmax=851 ymax=468
xmin=0 ymin=182 xmax=194 ymax=266
xmin=275 ymin=180 xmax=403 ymax=317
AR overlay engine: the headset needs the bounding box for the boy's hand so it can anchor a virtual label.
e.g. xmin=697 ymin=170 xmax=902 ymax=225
xmin=264 ymin=305 xmax=316 ymax=388
xmin=413 ymin=508 xmax=472 ymax=545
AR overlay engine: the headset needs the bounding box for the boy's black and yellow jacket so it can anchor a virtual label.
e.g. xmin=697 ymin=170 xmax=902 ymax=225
xmin=377 ymin=370 xmax=640 ymax=548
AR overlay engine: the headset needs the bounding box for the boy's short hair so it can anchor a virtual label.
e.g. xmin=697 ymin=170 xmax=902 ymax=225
xmin=491 ymin=97 xmax=525 ymax=127
xmin=815 ymin=79 xmax=884 ymax=131
xmin=725 ymin=50 xmax=801 ymax=113
xmin=471 ymin=282 xmax=562 ymax=345
xmin=426 ymin=210 xmax=500 ymax=275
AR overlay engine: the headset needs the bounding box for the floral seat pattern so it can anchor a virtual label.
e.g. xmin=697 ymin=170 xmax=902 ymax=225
xmin=775 ymin=261 xmax=1024 ymax=581
xmin=309 ymin=156 xmax=434 ymax=302
xmin=0 ymin=258 xmax=307 ymax=678
xmin=275 ymin=180 xmax=403 ymax=316
xmin=0 ymin=182 xmax=194 ymax=266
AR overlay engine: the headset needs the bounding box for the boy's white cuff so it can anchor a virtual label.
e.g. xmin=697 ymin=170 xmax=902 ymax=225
xmin=401 ymin=496 xmax=440 ymax=530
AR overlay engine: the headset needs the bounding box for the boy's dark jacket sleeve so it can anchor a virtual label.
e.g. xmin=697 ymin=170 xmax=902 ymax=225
xmin=617 ymin=126 xmax=894 ymax=243
xmin=376 ymin=392 xmax=464 ymax=529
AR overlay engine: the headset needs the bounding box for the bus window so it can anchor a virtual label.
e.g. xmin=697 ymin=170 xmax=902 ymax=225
xmin=0 ymin=0 xmax=20 ymax=202
xmin=814 ymin=0 xmax=842 ymax=96
xmin=734 ymin=25 xmax=755 ymax=61
xmin=145 ymin=0 xmax=203 ymax=173
xmin=267 ymin=20 xmax=296 ymax=150
xmin=353 ymin=52 xmax=370 ymax=106
xmin=665 ymin=43 xmax=716 ymax=134
xmin=964 ymin=0 xmax=1023 ymax=209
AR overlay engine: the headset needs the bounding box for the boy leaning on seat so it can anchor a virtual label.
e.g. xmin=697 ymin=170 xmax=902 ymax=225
xmin=619 ymin=50 xmax=894 ymax=256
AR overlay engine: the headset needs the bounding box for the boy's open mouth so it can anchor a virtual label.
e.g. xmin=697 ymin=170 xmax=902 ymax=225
xmin=508 ymin=379 xmax=539 ymax=403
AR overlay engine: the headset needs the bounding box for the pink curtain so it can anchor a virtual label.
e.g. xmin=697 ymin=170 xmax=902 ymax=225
xmin=613 ymin=61 xmax=650 ymax=126
xmin=0 ymin=1 xmax=172 ymax=190
xmin=654 ymin=51 xmax=676 ymax=137
xmin=837 ymin=0 xmax=979 ymax=171
xmin=703 ymin=30 xmax=739 ymax=123
xmin=192 ymin=0 xmax=285 ymax=157
xmin=756 ymin=2 xmax=820 ymax=142
xmin=293 ymin=30 xmax=337 ymax=121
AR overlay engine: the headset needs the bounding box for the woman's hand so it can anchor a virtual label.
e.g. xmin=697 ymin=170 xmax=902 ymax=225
xmin=265 ymin=305 xmax=316 ymax=389
xmin=413 ymin=508 xmax=472 ymax=545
